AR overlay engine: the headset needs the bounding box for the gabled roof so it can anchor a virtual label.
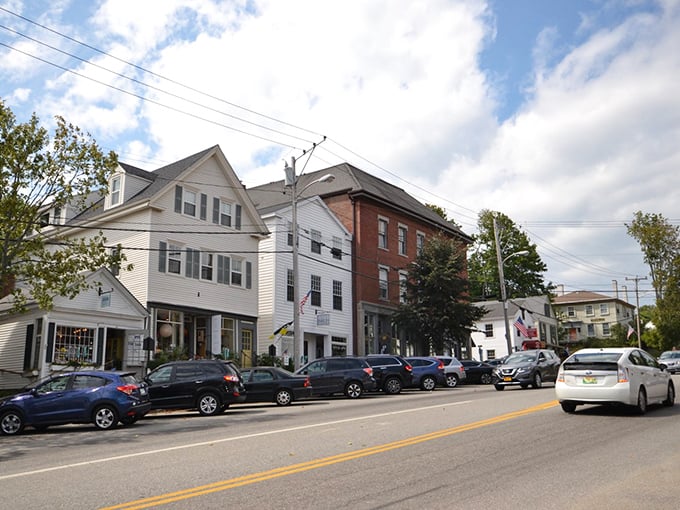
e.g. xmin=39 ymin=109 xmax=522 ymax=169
xmin=247 ymin=162 xmax=472 ymax=242
xmin=552 ymin=290 xmax=630 ymax=305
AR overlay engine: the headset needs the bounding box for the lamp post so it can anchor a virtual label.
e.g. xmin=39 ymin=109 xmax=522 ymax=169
xmin=285 ymin=157 xmax=334 ymax=371
xmin=492 ymin=215 xmax=529 ymax=356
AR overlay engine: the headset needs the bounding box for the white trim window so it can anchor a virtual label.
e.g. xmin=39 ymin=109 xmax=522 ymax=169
xmin=599 ymin=303 xmax=609 ymax=315
xmin=231 ymin=258 xmax=243 ymax=286
xmin=311 ymin=229 xmax=322 ymax=254
xmin=183 ymin=189 xmax=197 ymax=217
xmin=379 ymin=266 xmax=389 ymax=300
xmin=378 ymin=217 xmax=388 ymax=250
xmin=168 ymin=243 xmax=183 ymax=274
xmin=201 ymin=252 xmax=213 ymax=281
xmin=398 ymin=225 xmax=407 ymax=256
xmin=110 ymin=175 xmax=121 ymax=206
xmin=416 ymin=231 xmax=425 ymax=254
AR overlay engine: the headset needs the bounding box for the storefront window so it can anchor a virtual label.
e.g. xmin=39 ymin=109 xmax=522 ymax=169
xmin=221 ymin=317 xmax=235 ymax=359
xmin=54 ymin=325 xmax=95 ymax=365
xmin=156 ymin=309 xmax=183 ymax=353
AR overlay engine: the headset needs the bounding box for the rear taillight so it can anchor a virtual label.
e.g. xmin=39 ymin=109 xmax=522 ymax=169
xmin=557 ymin=369 xmax=564 ymax=383
xmin=404 ymin=363 xmax=413 ymax=372
xmin=437 ymin=361 xmax=444 ymax=370
xmin=304 ymin=377 xmax=311 ymax=388
xmin=116 ymin=384 xmax=137 ymax=395
xmin=618 ymin=367 xmax=629 ymax=383
xmin=363 ymin=367 xmax=373 ymax=376
xmin=459 ymin=366 xmax=465 ymax=374
xmin=223 ymin=375 xmax=240 ymax=383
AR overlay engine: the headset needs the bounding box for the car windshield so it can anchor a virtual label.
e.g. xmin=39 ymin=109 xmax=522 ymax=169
xmin=659 ymin=351 xmax=680 ymax=359
xmin=505 ymin=353 xmax=536 ymax=364
xmin=566 ymin=352 xmax=623 ymax=364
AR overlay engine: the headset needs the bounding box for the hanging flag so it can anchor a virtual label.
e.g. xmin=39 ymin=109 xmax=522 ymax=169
xmin=513 ymin=316 xmax=530 ymax=337
xmin=299 ymin=289 xmax=312 ymax=315
xmin=269 ymin=320 xmax=293 ymax=339
xmin=627 ymin=325 xmax=635 ymax=340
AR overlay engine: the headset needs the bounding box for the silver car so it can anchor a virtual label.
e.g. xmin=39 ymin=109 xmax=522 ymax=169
xmin=435 ymin=355 xmax=467 ymax=388
xmin=657 ymin=350 xmax=680 ymax=374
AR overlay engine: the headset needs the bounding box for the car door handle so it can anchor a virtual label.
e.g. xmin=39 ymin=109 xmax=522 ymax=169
xmin=195 ymin=380 xmax=204 ymax=384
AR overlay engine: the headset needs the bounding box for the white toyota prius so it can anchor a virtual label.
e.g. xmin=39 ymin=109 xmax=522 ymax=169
xmin=555 ymin=347 xmax=675 ymax=414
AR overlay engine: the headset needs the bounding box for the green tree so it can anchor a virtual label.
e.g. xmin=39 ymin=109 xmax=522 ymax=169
xmin=392 ymin=234 xmax=486 ymax=355
xmin=467 ymin=210 xmax=551 ymax=301
xmin=0 ymin=99 xmax=126 ymax=313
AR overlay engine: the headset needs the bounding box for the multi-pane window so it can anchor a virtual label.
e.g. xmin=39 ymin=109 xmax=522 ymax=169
xmin=183 ymin=190 xmax=197 ymax=217
xmin=416 ymin=232 xmax=425 ymax=254
xmin=398 ymin=225 xmax=407 ymax=255
xmin=311 ymin=275 xmax=321 ymax=307
xmin=311 ymin=229 xmax=322 ymax=254
xmin=587 ymin=324 xmax=595 ymax=336
xmin=585 ymin=305 xmax=594 ymax=316
xmin=332 ymin=236 xmax=342 ymax=260
xmin=332 ymin=280 xmax=342 ymax=310
xmin=53 ymin=325 xmax=95 ymax=365
xmin=287 ymin=221 xmax=294 ymax=247
xmin=201 ymin=252 xmax=213 ymax=281
xmin=378 ymin=218 xmax=388 ymax=249
xmin=399 ymin=271 xmax=407 ymax=303
xmin=487 ymin=349 xmax=496 ymax=360
xmin=287 ymin=269 xmax=294 ymax=301
xmin=220 ymin=201 xmax=232 ymax=227
xmin=231 ymin=259 xmax=243 ymax=286
xmin=168 ymin=244 xmax=182 ymax=274
xmin=602 ymin=323 xmax=611 ymax=336
xmin=599 ymin=303 xmax=609 ymax=315
xmin=110 ymin=176 xmax=121 ymax=206
xmin=484 ymin=324 xmax=493 ymax=337
xmin=567 ymin=306 xmax=575 ymax=317
xmin=379 ymin=267 xmax=389 ymax=300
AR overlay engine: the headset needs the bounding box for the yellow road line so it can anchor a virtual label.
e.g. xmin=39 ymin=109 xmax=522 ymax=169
xmin=102 ymin=400 xmax=558 ymax=510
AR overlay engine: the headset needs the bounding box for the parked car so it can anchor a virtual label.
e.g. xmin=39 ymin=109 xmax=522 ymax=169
xmin=460 ymin=360 xmax=495 ymax=384
xmin=484 ymin=357 xmax=506 ymax=367
xmin=435 ymin=355 xmax=467 ymax=388
xmin=405 ymin=357 xmax=446 ymax=390
xmin=0 ymin=370 xmax=150 ymax=436
xmin=239 ymin=366 xmax=312 ymax=406
xmin=295 ymin=357 xmax=376 ymax=398
xmin=144 ymin=360 xmax=246 ymax=416
xmin=555 ymin=347 xmax=675 ymax=414
xmin=361 ymin=355 xmax=413 ymax=394
xmin=657 ymin=350 xmax=680 ymax=374
xmin=493 ymin=349 xmax=561 ymax=390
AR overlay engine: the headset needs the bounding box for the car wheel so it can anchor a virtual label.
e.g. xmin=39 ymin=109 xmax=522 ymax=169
xmin=93 ymin=405 xmax=118 ymax=430
xmin=197 ymin=393 xmax=221 ymax=416
xmin=275 ymin=389 xmax=293 ymax=406
xmin=384 ymin=377 xmax=402 ymax=395
xmin=494 ymin=384 xmax=505 ymax=391
xmin=532 ymin=372 xmax=543 ymax=389
xmin=560 ymin=401 xmax=577 ymax=413
xmin=446 ymin=374 xmax=459 ymax=388
xmin=664 ymin=382 xmax=675 ymax=407
xmin=420 ymin=376 xmax=437 ymax=391
xmin=635 ymin=387 xmax=647 ymax=415
xmin=344 ymin=381 xmax=363 ymax=399
xmin=480 ymin=373 xmax=493 ymax=385
xmin=0 ymin=410 xmax=25 ymax=436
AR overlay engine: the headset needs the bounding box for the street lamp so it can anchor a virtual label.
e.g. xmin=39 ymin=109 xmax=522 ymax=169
xmin=285 ymin=157 xmax=334 ymax=370
xmin=492 ymin=215 xmax=529 ymax=356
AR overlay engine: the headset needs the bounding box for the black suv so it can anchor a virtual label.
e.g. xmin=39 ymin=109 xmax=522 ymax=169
xmin=145 ymin=360 xmax=246 ymax=415
xmin=361 ymin=355 xmax=413 ymax=394
xmin=295 ymin=357 xmax=376 ymax=398
xmin=493 ymin=349 xmax=561 ymax=390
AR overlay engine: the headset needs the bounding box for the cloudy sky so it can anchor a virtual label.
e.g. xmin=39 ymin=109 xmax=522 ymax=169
xmin=2 ymin=0 xmax=678 ymax=307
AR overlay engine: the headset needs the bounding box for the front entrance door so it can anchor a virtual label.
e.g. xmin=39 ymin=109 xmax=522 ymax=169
xmin=105 ymin=329 xmax=124 ymax=370
xmin=241 ymin=329 xmax=253 ymax=368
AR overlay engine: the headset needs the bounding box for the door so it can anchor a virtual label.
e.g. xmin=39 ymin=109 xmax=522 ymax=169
xmin=245 ymin=368 xmax=276 ymax=402
xmin=146 ymin=365 xmax=182 ymax=408
xmin=26 ymin=374 xmax=74 ymax=423
xmin=241 ymin=329 xmax=253 ymax=368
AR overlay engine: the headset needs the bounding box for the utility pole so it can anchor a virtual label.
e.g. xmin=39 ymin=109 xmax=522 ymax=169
xmin=493 ymin=214 xmax=513 ymax=357
xmin=626 ymin=275 xmax=647 ymax=349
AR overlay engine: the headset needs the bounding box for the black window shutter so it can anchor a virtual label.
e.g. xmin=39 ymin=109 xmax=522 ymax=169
xmin=23 ymin=324 xmax=35 ymax=371
xmin=212 ymin=198 xmax=220 ymax=224
xmin=235 ymin=204 xmax=242 ymax=230
xmin=96 ymin=328 xmax=105 ymax=366
xmin=158 ymin=241 xmax=167 ymax=272
xmin=246 ymin=261 xmax=252 ymax=289
xmin=185 ymin=248 xmax=193 ymax=278
xmin=200 ymin=193 xmax=207 ymax=220
xmin=174 ymin=186 xmax=183 ymax=213
xmin=217 ymin=255 xmax=224 ymax=283
xmin=224 ymin=257 xmax=231 ymax=284
xmin=45 ymin=322 xmax=55 ymax=363
xmin=192 ymin=250 xmax=200 ymax=279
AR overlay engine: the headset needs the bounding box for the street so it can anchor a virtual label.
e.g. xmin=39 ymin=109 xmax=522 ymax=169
xmin=2 ymin=379 xmax=680 ymax=509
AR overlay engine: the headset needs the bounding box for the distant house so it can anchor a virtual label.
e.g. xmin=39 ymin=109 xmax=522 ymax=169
xmin=2 ymin=145 xmax=269 ymax=385
xmin=471 ymin=295 xmax=559 ymax=360
xmin=552 ymin=290 xmax=635 ymax=343
xmin=249 ymin=162 xmax=472 ymax=356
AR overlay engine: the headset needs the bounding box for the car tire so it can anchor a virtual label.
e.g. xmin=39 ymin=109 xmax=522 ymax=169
xmin=197 ymin=392 xmax=221 ymax=416
xmin=275 ymin=389 xmax=293 ymax=406
xmin=383 ymin=377 xmax=402 ymax=395
xmin=532 ymin=372 xmax=543 ymax=389
xmin=446 ymin=374 xmax=459 ymax=388
xmin=480 ymin=373 xmax=493 ymax=385
xmin=560 ymin=401 xmax=577 ymax=413
xmin=664 ymin=382 xmax=675 ymax=407
xmin=93 ymin=405 xmax=118 ymax=430
xmin=0 ymin=409 xmax=25 ymax=436
xmin=420 ymin=376 xmax=437 ymax=391
xmin=635 ymin=387 xmax=647 ymax=415
xmin=344 ymin=381 xmax=363 ymax=399
xmin=494 ymin=384 xmax=505 ymax=391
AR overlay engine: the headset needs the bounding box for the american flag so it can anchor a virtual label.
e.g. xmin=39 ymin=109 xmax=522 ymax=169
xmin=513 ymin=316 xmax=530 ymax=337
xmin=299 ymin=290 xmax=312 ymax=315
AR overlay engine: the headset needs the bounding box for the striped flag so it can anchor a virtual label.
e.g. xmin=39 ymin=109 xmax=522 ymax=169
xmin=627 ymin=325 xmax=635 ymax=340
xmin=299 ymin=289 xmax=312 ymax=315
xmin=514 ymin=316 xmax=530 ymax=337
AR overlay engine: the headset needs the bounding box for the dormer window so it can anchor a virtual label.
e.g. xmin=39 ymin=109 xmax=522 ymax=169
xmin=110 ymin=176 xmax=121 ymax=206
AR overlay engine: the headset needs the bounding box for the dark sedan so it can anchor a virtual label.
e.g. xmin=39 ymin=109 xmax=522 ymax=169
xmin=239 ymin=366 xmax=312 ymax=406
xmin=460 ymin=360 xmax=495 ymax=384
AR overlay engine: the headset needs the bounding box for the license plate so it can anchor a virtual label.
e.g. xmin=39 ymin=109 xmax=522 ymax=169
xmin=503 ymin=377 xmax=512 ymax=382
xmin=582 ymin=376 xmax=597 ymax=384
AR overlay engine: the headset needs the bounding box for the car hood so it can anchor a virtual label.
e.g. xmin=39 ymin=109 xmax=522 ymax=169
xmin=498 ymin=362 xmax=534 ymax=369
xmin=0 ymin=390 xmax=32 ymax=405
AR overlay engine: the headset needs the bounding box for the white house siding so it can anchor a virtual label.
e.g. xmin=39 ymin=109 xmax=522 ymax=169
xmin=0 ymin=315 xmax=36 ymax=389
xmin=257 ymin=230 xmax=276 ymax=353
xmin=257 ymin=197 xmax=353 ymax=362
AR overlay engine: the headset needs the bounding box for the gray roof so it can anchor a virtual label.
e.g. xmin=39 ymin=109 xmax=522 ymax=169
xmin=247 ymin=162 xmax=472 ymax=241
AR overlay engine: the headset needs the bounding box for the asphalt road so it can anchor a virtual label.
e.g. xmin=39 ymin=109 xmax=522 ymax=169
xmin=2 ymin=377 xmax=680 ymax=510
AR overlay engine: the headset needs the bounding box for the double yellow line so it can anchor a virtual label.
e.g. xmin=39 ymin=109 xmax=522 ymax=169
xmin=103 ymin=400 xmax=557 ymax=509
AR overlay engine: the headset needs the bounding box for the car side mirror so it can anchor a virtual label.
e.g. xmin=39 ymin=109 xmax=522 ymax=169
xmin=659 ymin=363 xmax=668 ymax=371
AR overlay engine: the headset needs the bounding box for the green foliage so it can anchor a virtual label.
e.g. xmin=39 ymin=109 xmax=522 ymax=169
xmin=0 ymin=99 xmax=126 ymax=314
xmin=392 ymin=234 xmax=486 ymax=355
xmin=467 ymin=210 xmax=552 ymax=301
xmin=147 ymin=346 xmax=189 ymax=371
